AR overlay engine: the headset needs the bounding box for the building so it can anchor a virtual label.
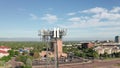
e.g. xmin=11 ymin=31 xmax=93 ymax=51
xmin=0 ymin=46 xmax=11 ymax=52
xmin=94 ymin=46 xmax=104 ymax=54
xmin=81 ymin=42 xmax=94 ymax=49
xmin=94 ymin=43 xmax=120 ymax=54
xmin=115 ymin=36 xmax=120 ymax=43
xmin=0 ymin=50 xmax=9 ymax=58
xmin=0 ymin=46 xmax=11 ymax=58
xmin=102 ymin=43 xmax=120 ymax=48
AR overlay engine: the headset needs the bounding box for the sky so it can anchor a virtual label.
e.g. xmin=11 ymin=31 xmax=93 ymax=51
xmin=0 ymin=0 xmax=120 ymax=40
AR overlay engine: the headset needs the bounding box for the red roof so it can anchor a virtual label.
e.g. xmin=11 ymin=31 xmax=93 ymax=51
xmin=0 ymin=46 xmax=10 ymax=49
xmin=0 ymin=50 xmax=8 ymax=54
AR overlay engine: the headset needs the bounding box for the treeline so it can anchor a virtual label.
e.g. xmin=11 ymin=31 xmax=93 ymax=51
xmin=0 ymin=41 xmax=46 ymax=49
xmin=63 ymin=46 xmax=99 ymax=59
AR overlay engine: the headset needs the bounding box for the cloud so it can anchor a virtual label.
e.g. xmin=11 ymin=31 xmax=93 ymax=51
xmin=67 ymin=12 xmax=76 ymax=16
xmin=81 ymin=7 xmax=120 ymax=20
xmin=62 ymin=18 xmax=120 ymax=29
xmin=110 ymin=7 xmax=120 ymax=13
xmin=97 ymin=27 xmax=120 ymax=31
xmin=29 ymin=13 xmax=58 ymax=24
xmin=29 ymin=13 xmax=39 ymax=20
xmin=92 ymin=12 xmax=120 ymax=20
xmin=68 ymin=17 xmax=81 ymax=22
xmin=81 ymin=7 xmax=107 ymax=14
xmin=41 ymin=14 xmax=58 ymax=23
xmin=60 ymin=7 xmax=120 ymax=30
xmin=59 ymin=7 xmax=120 ymax=39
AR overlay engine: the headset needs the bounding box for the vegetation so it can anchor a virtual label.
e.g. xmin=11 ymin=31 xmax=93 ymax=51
xmin=0 ymin=41 xmax=120 ymax=66
xmin=0 ymin=56 xmax=11 ymax=62
xmin=0 ymin=49 xmax=18 ymax=62
xmin=100 ymin=52 xmax=120 ymax=59
xmin=0 ymin=42 xmax=40 ymax=68
xmin=63 ymin=42 xmax=120 ymax=60
xmin=63 ymin=45 xmax=99 ymax=59
xmin=0 ymin=41 xmax=46 ymax=50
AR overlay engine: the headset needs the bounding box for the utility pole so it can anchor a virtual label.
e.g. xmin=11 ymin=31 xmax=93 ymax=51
xmin=38 ymin=29 xmax=50 ymax=68
xmin=38 ymin=28 xmax=67 ymax=68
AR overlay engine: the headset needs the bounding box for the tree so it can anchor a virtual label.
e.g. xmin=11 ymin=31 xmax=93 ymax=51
xmin=23 ymin=65 xmax=32 ymax=68
xmin=33 ymin=52 xmax=40 ymax=59
xmin=0 ymin=56 xmax=11 ymax=62
xmin=81 ymin=48 xmax=96 ymax=58
xmin=26 ymin=58 xmax=32 ymax=66
xmin=8 ymin=50 xmax=15 ymax=57
xmin=15 ymin=51 xmax=19 ymax=56
xmin=103 ymin=52 xmax=108 ymax=58
xmin=74 ymin=51 xmax=83 ymax=57
xmin=93 ymin=51 xmax=99 ymax=58
xmin=16 ymin=55 xmax=27 ymax=64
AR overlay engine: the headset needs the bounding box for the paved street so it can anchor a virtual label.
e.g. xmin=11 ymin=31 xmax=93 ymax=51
xmin=33 ymin=59 xmax=120 ymax=68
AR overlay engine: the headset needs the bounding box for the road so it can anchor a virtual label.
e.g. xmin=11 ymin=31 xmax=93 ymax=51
xmin=32 ymin=59 xmax=120 ymax=68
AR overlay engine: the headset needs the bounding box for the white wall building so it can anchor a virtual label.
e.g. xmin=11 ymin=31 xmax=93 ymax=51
xmin=0 ymin=46 xmax=11 ymax=52
xmin=0 ymin=46 xmax=11 ymax=58
xmin=0 ymin=50 xmax=9 ymax=58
